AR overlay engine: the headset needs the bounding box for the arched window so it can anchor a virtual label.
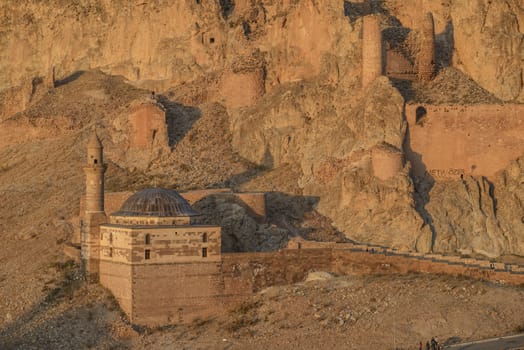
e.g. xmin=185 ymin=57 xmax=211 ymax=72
xmin=416 ymin=106 xmax=427 ymax=124
xmin=202 ymin=232 xmax=207 ymax=242
xmin=145 ymin=234 xmax=151 ymax=245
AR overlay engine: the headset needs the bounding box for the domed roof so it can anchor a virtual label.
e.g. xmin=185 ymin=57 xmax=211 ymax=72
xmin=113 ymin=188 xmax=198 ymax=217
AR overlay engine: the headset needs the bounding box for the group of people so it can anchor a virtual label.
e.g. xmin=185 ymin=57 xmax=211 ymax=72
xmin=419 ymin=337 xmax=441 ymax=350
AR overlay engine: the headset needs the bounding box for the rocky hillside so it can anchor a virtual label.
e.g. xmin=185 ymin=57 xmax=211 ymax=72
xmin=0 ymin=0 xmax=523 ymax=257
xmin=0 ymin=0 xmax=523 ymax=335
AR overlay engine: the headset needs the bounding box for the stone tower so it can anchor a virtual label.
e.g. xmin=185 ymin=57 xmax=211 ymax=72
xmin=81 ymin=133 xmax=107 ymax=281
xmin=418 ymin=12 xmax=436 ymax=82
xmin=362 ymin=15 xmax=383 ymax=87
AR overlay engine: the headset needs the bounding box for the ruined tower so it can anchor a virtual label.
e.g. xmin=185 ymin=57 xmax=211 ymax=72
xmin=81 ymin=133 xmax=107 ymax=281
xmin=362 ymin=15 xmax=383 ymax=87
xmin=417 ymin=12 xmax=436 ymax=82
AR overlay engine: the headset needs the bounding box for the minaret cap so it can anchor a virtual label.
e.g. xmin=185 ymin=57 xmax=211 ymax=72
xmin=88 ymin=132 xmax=103 ymax=148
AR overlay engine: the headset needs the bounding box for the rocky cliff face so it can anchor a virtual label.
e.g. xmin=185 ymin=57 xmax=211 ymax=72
xmin=0 ymin=0 xmax=523 ymax=258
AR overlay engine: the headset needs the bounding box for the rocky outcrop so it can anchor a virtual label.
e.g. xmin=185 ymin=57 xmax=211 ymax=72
xmin=451 ymin=0 xmax=524 ymax=101
xmin=426 ymin=157 xmax=524 ymax=258
xmin=192 ymin=195 xmax=290 ymax=253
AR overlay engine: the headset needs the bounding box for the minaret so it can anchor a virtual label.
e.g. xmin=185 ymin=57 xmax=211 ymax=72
xmin=81 ymin=133 xmax=107 ymax=281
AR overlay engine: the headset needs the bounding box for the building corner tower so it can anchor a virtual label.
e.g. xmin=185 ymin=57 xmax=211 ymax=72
xmin=362 ymin=14 xmax=383 ymax=87
xmin=81 ymin=133 xmax=107 ymax=281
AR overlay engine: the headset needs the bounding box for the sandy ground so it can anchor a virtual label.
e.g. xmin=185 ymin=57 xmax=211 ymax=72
xmin=1 ymin=270 xmax=523 ymax=350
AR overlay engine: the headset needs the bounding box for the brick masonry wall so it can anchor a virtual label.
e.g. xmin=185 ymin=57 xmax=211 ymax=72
xmin=385 ymin=49 xmax=416 ymax=80
xmin=219 ymin=68 xmax=265 ymax=109
xmin=130 ymin=262 xmax=224 ymax=325
xmin=128 ymin=103 xmax=168 ymax=149
xmin=405 ymin=104 xmax=524 ymax=179
xmin=99 ymin=260 xmax=133 ymax=316
xmin=221 ymin=249 xmax=333 ymax=293
xmin=362 ymin=15 xmax=383 ymax=87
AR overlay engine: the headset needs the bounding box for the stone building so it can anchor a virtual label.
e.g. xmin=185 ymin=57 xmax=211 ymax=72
xmin=81 ymin=134 xmax=226 ymax=325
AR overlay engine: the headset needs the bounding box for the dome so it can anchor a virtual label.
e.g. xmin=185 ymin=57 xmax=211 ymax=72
xmin=113 ymin=188 xmax=198 ymax=217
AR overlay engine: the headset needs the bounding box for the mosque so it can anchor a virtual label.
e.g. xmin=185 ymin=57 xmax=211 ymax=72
xmin=81 ymin=133 xmax=233 ymax=325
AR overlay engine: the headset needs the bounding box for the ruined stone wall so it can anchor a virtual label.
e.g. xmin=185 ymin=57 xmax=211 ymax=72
xmin=179 ymin=189 xmax=232 ymax=204
xmin=385 ymin=49 xmax=416 ymax=80
xmin=330 ymin=250 xmax=524 ymax=285
xmin=371 ymin=144 xmax=403 ymax=180
xmin=221 ymin=249 xmax=334 ymax=293
xmin=361 ymin=15 xmax=383 ymax=87
xmin=405 ymin=104 xmax=524 ymax=179
xmin=128 ymin=102 xmax=168 ymax=149
xmin=219 ymin=68 xmax=265 ymax=110
xmin=417 ymin=12 xmax=436 ymax=81
xmin=234 ymin=193 xmax=266 ymax=219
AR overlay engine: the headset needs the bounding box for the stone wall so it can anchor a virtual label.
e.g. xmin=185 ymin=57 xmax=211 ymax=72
xmin=94 ymin=240 xmax=524 ymax=327
xmin=99 ymin=225 xmax=221 ymax=264
xmin=361 ymin=15 xmax=383 ymax=87
xmin=405 ymin=104 xmax=524 ymax=179
xmin=371 ymin=143 xmax=403 ymax=180
xmin=385 ymin=49 xmax=416 ymax=80
xmin=284 ymin=241 xmax=524 ymax=285
xmin=221 ymin=249 xmax=334 ymax=293
xmin=417 ymin=12 xmax=436 ymax=82
xmin=131 ymin=262 xmax=225 ymax=325
xmin=128 ymin=102 xmax=168 ymax=149
xmin=99 ymin=260 xmax=133 ymax=316
xmin=80 ymin=190 xmax=266 ymax=219
xmin=219 ymin=68 xmax=265 ymax=110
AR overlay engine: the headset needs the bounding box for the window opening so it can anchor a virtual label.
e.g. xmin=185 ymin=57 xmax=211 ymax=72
xmin=145 ymin=249 xmax=151 ymax=260
xmin=94 ymin=159 xmax=98 ymax=164
xmin=202 ymin=247 xmax=207 ymax=258
xmin=202 ymin=232 xmax=207 ymax=242
xmin=415 ymin=106 xmax=427 ymax=124
xmin=145 ymin=233 xmax=151 ymax=245
xmin=209 ymin=37 xmax=215 ymax=44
